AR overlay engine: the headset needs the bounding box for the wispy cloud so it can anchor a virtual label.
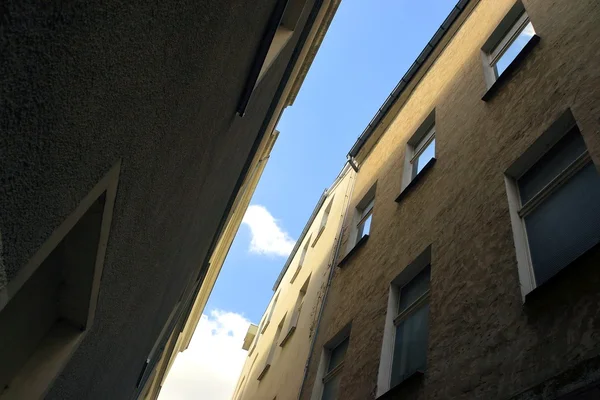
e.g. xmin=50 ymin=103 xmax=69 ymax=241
xmin=159 ymin=310 xmax=250 ymax=400
xmin=242 ymin=205 xmax=295 ymax=257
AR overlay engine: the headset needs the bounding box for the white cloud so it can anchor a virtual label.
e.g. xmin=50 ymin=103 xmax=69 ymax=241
xmin=242 ymin=205 xmax=295 ymax=257
xmin=159 ymin=310 xmax=250 ymax=400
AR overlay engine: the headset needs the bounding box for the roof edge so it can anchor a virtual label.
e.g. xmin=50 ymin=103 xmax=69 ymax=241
xmin=271 ymin=162 xmax=351 ymax=291
xmin=348 ymin=0 xmax=472 ymax=159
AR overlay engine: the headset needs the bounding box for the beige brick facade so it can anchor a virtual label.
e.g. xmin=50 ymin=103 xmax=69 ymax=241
xmin=300 ymin=0 xmax=600 ymax=399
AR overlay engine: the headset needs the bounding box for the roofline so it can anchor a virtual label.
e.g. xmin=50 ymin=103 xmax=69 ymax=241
xmin=272 ymin=162 xmax=351 ymax=291
xmin=347 ymin=0 xmax=471 ymax=159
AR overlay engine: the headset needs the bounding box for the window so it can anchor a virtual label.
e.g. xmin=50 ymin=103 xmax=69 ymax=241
xmin=377 ymin=247 xmax=431 ymax=396
xmin=281 ymin=275 xmax=310 ymax=346
xmin=356 ymin=198 xmax=374 ymax=243
xmin=322 ymin=337 xmax=349 ymax=400
xmin=481 ymin=2 xmax=536 ymax=88
xmin=262 ymin=292 xmax=280 ymax=333
xmin=313 ymin=197 xmax=334 ymax=246
xmin=290 ymin=236 xmax=310 ymax=283
xmin=310 ymin=325 xmax=351 ymax=400
xmin=390 ymin=267 xmax=430 ymax=386
xmin=248 ymin=315 xmax=266 ymax=357
xmin=258 ymin=315 xmax=285 ymax=380
xmin=401 ymin=110 xmax=436 ymax=192
xmin=0 ymin=162 xmax=120 ymax=399
xmin=410 ymin=127 xmax=435 ymax=179
xmin=505 ymin=110 xmax=600 ymax=297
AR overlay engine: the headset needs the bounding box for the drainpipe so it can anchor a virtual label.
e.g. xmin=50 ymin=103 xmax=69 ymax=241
xmin=297 ymin=163 xmax=356 ymax=400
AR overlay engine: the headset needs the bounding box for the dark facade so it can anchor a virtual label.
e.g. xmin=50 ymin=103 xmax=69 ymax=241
xmin=301 ymin=0 xmax=600 ymax=400
xmin=0 ymin=0 xmax=325 ymax=398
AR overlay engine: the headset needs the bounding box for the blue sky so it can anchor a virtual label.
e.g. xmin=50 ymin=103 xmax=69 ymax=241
xmin=160 ymin=1 xmax=459 ymax=398
xmin=206 ymin=0 xmax=458 ymax=324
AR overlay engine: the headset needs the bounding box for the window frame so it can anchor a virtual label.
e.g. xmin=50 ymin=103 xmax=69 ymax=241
xmin=291 ymin=235 xmax=311 ymax=283
xmin=377 ymin=247 xmax=431 ymax=397
xmin=409 ymin=126 xmax=436 ymax=180
xmin=487 ymin=12 xmax=531 ymax=79
xmin=480 ymin=1 xmax=538 ymax=90
xmin=310 ymin=326 xmax=351 ymax=400
xmin=504 ymin=109 xmax=597 ymax=299
xmin=401 ymin=110 xmax=436 ymax=192
xmin=355 ymin=198 xmax=374 ymax=242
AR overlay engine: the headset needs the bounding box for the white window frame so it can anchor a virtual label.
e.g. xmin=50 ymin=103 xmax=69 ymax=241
xmin=488 ymin=13 xmax=530 ymax=76
xmin=310 ymin=337 xmax=349 ymax=400
xmin=291 ymin=235 xmax=311 ymax=283
xmin=481 ymin=2 xmax=536 ymax=88
xmin=377 ymin=248 xmax=431 ymax=396
xmin=409 ymin=126 xmax=435 ymax=179
xmin=355 ymin=198 xmax=374 ymax=242
xmin=402 ymin=110 xmax=436 ymax=191
xmin=504 ymin=110 xmax=593 ymax=300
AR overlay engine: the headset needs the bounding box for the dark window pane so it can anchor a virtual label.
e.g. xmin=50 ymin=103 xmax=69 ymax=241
xmin=518 ymin=128 xmax=587 ymax=204
xmin=398 ymin=267 xmax=430 ymax=312
xmin=390 ymin=303 xmax=429 ymax=387
xmin=328 ymin=338 xmax=348 ymax=373
xmin=322 ymin=372 xmax=341 ymax=400
xmin=525 ymin=162 xmax=600 ymax=286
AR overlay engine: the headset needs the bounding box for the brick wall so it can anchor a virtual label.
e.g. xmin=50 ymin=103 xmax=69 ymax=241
xmin=301 ymin=0 xmax=600 ymax=399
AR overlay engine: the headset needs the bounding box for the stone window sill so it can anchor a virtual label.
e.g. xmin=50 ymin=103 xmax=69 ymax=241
xmin=395 ymin=158 xmax=437 ymax=204
xmin=377 ymin=370 xmax=425 ymax=399
xmin=482 ymin=34 xmax=541 ymax=102
xmin=337 ymin=235 xmax=369 ymax=268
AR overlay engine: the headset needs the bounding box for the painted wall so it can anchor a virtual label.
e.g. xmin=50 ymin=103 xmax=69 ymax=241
xmin=0 ymin=0 xmax=321 ymax=398
xmin=233 ymin=166 xmax=354 ymax=400
xmin=302 ymin=0 xmax=600 ymax=399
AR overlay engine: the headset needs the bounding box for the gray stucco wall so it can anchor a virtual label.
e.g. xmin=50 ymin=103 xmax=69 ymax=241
xmin=0 ymin=0 xmax=318 ymax=398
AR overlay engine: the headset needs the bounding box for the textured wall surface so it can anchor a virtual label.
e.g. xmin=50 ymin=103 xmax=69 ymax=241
xmin=0 ymin=0 xmax=313 ymax=398
xmin=234 ymin=168 xmax=353 ymax=400
xmin=301 ymin=0 xmax=600 ymax=399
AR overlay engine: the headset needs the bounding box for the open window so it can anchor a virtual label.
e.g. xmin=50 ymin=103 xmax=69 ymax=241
xmin=400 ymin=110 xmax=436 ymax=196
xmin=481 ymin=1 xmax=538 ymax=92
xmin=0 ymin=162 xmax=120 ymax=399
xmin=505 ymin=110 xmax=600 ymax=299
xmin=310 ymin=324 xmax=351 ymax=400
